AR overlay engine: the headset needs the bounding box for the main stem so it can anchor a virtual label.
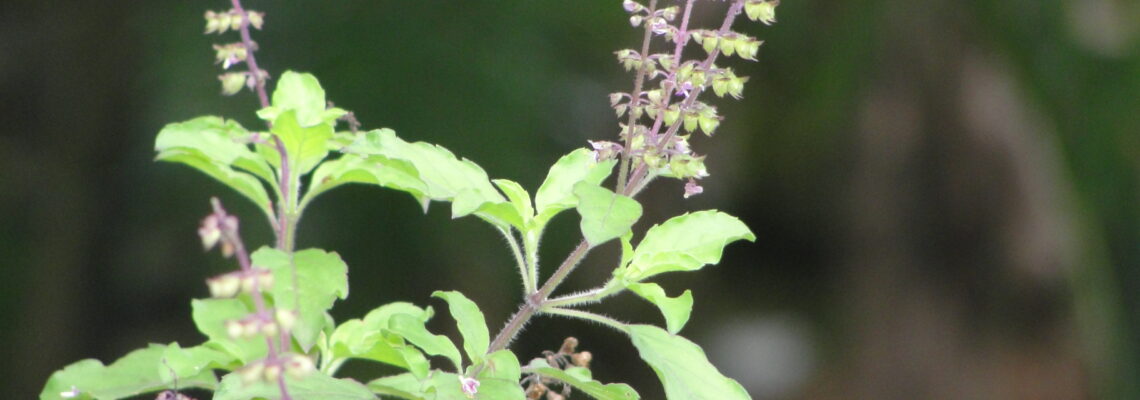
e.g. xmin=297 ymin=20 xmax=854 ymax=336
xmin=616 ymin=0 xmax=659 ymax=194
xmin=229 ymin=1 xmax=294 ymax=398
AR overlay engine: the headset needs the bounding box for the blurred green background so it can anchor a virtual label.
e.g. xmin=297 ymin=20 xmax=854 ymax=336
xmin=3 ymin=0 xmax=1140 ymax=398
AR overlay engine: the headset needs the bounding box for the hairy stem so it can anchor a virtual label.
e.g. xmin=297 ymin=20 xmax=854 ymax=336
xmin=500 ymin=227 xmax=534 ymax=294
xmin=541 ymin=307 xmax=628 ymax=333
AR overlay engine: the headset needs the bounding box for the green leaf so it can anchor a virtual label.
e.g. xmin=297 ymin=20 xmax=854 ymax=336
xmin=341 ymin=129 xmax=505 ymax=220
xmin=534 ymin=149 xmax=617 ymax=226
xmin=257 ymin=71 xmax=347 ymax=128
xmin=159 ymin=342 xmax=234 ymax=384
xmin=260 ymin=110 xmax=335 ymax=176
xmin=524 ymin=359 xmax=640 ymax=400
xmin=625 ymin=325 xmax=750 ymax=400
xmin=474 ymin=350 xmax=522 ymax=381
xmin=154 ymin=116 xmax=275 ymax=219
xmin=254 ymin=247 xmax=350 ymax=351
xmin=304 ymin=153 xmax=428 ymax=208
xmin=573 ymin=182 xmax=642 ymax=247
xmin=214 ymin=370 xmax=376 ymax=400
xmin=191 ymin=298 xmax=267 ymax=364
xmin=626 ymin=282 xmax=693 ymax=334
xmin=154 ymin=116 xmax=275 ymax=184
xmin=40 ymin=344 xmax=215 ymax=400
xmin=431 ymin=291 xmax=490 ymax=366
xmin=493 ymin=179 xmax=534 ymax=227
xmin=328 ymin=303 xmax=434 ymax=378
xmin=620 ymin=210 xmax=754 ymax=282
xmin=368 ymin=373 xmax=426 ymax=399
xmin=387 ymin=314 xmax=464 ymax=372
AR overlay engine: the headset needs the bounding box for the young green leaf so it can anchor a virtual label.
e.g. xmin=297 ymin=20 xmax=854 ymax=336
xmin=574 ymin=182 xmax=642 ymax=247
xmin=259 ymin=110 xmax=335 ymax=176
xmin=214 ymin=369 xmax=376 ymax=400
xmin=626 ymin=282 xmax=693 ymax=334
xmin=620 ymin=210 xmax=754 ymax=282
xmin=191 ymin=298 xmax=268 ymax=363
xmin=524 ymin=359 xmax=640 ymax=400
xmin=253 ymin=247 xmax=350 ymax=351
xmin=626 ymin=324 xmax=751 ymax=400
xmin=493 ymin=179 xmax=535 ymax=224
xmin=257 ymin=70 xmax=347 ymax=128
xmin=341 ymin=129 xmax=506 ymax=221
xmin=534 ymin=148 xmax=617 ymax=226
xmin=387 ymin=313 xmax=464 ymax=371
xmin=40 ymin=344 xmax=216 ymax=400
xmin=431 ymin=291 xmax=490 ymax=366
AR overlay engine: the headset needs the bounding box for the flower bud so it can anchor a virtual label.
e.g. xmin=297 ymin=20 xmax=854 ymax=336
xmin=262 ymin=364 xmax=282 ymax=382
xmin=559 ymin=337 xmax=579 ymax=354
xmin=459 ymin=376 xmax=480 ymax=398
xmin=525 ymin=382 xmax=547 ymax=400
xmin=571 ymin=351 xmax=592 ymax=367
xmin=219 ymin=72 xmax=246 ymax=96
xmin=622 ymin=0 xmax=643 ymax=13
xmin=745 ymin=0 xmax=779 ymax=25
xmin=246 ymin=10 xmax=265 ymax=30
xmin=198 ymin=215 xmax=221 ymax=250
xmin=239 ymin=362 xmax=265 ymax=384
xmin=207 ymin=273 xmax=241 ymax=298
xmin=275 ymin=309 xmax=298 ymax=331
xmin=225 ymin=320 xmax=244 ymax=339
xmin=260 ymin=321 xmax=279 ymax=337
xmin=629 ymin=15 xmax=643 ymax=27
xmin=285 ymin=354 xmax=316 ymax=379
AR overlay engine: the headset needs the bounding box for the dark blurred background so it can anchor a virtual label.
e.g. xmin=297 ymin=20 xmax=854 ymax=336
xmin=3 ymin=0 xmax=1140 ymax=399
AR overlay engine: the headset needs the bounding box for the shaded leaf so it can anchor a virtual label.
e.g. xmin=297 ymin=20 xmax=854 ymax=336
xmin=214 ymin=370 xmax=376 ymax=400
xmin=368 ymin=373 xmax=425 ymax=399
xmin=524 ymin=359 xmax=640 ymax=400
xmin=432 ymin=291 xmax=490 ymax=366
xmin=387 ymin=314 xmax=464 ymax=372
xmin=254 ymin=247 xmax=349 ymax=351
xmin=191 ymin=298 xmax=267 ymax=364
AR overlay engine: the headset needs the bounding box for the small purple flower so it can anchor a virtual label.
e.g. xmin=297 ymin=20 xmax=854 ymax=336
xmin=684 ymin=179 xmax=704 ymax=199
xmin=459 ymin=376 xmax=480 ymax=398
xmin=675 ymin=81 xmax=694 ymax=98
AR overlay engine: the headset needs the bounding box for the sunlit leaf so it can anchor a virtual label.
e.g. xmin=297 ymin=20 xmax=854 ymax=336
xmin=626 ymin=325 xmax=750 ymax=400
xmin=304 ymin=153 xmax=427 ymax=208
xmin=259 ymin=110 xmax=334 ymax=176
xmin=620 ymin=210 xmax=754 ymax=282
xmin=328 ymin=303 xmax=434 ymax=378
xmin=534 ymin=149 xmax=617 ymax=226
xmin=159 ymin=342 xmax=234 ymax=384
xmin=368 ymin=372 xmax=426 ymax=399
xmin=257 ymin=71 xmax=347 ymax=128
xmin=40 ymin=344 xmax=216 ymax=400
xmin=626 ymin=282 xmax=693 ymax=334
xmin=424 ymin=371 xmax=524 ymax=400
xmin=574 ymin=182 xmax=642 ymax=247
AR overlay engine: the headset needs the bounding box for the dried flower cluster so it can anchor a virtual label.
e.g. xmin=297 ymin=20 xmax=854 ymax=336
xmin=205 ymin=8 xmax=269 ymax=96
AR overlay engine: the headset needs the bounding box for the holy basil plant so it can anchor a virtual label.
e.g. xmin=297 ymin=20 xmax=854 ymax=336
xmin=41 ymin=0 xmax=779 ymax=399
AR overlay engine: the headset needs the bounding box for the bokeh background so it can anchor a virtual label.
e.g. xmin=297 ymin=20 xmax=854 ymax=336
xmin=3 ymin=0 xmax=1140 ymax=398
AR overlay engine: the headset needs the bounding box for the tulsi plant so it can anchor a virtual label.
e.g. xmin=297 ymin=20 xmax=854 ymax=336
xmin=41 ymin=0 xmax=779 ymax=398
